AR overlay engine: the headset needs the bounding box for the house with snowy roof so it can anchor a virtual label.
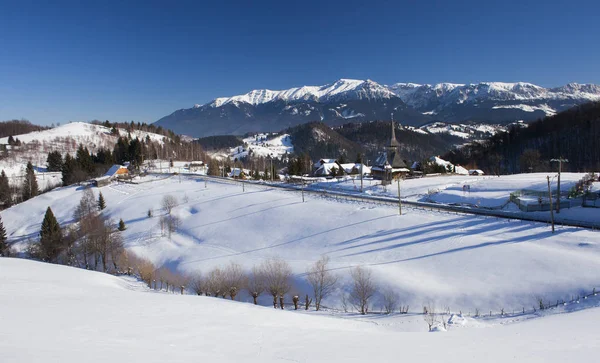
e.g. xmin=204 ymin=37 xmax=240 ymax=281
xmin=93 ymin=164 xmax=129 ymax=187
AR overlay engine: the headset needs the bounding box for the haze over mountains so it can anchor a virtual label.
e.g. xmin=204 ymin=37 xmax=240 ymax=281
xmin=155 ymin=79 xmax=600 ymax=136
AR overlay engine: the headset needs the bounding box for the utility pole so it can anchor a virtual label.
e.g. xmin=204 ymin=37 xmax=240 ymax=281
xmin=360 ymin=154 xmax=364 ymax=193
xmin=301 ymin=176 xmax=305 ymax=203
xmin=547 ymin=175 xmax=555 ymax=234
xmin=397 ymin=176 xmax=402 ymax=215
xmin=550 ymin=158 xmax=568 ymax=213
xmin=270 ymin=157 xmax=274 ymax=182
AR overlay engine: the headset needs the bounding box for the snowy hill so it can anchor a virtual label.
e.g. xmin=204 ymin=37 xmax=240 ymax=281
xmin=230 ymin=133 xmax=293 ymax=160
xmin=2 ymin=257 xmax=600 ymax=362
xmin=0 ymin=122 xmax=167 ymax=188
xmin=155 ymin=79 xmax=600 ymax=136
xmin=2 ymin=175 xmax=599 ymax=312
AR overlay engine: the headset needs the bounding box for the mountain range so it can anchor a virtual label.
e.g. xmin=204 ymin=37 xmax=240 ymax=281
xmin=155 ymin=79 xmax=600 ymax=136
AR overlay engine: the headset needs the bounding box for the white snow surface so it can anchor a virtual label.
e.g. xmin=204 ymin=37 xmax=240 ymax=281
xmin=2 ymin=175 xmax=600 ymax=312
xmin=1 ymin=257 xmax=600 ymax=362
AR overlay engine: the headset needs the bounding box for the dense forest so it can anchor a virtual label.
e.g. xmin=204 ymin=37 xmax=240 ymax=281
xmin=285 ymin=122 xmax=364 ymax=162
xmin=443 ymin=102 xmax=600 ymax=174
xmin=195 ymin=135 xmax=242 ymax=151
xmin=0 ymin=120 xmax=49 ymax=138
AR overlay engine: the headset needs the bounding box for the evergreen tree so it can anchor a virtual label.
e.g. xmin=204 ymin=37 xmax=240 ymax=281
xmin=7 ymin=135 xmax=15 ymax=145
xmin=118 ymin=218 xmax=126 ymax=231
xmin=46 ymin=151 xmax=63 ymax=172
xmin=0 ymin=215 xmax=7 ymax=256
xmin=62 ymin=153 xmax=77 ymax=186
xmin=22 ymin=161 xmax=39 ymax=201
xmin=98 ymin=192 xmax=106 ymax=211
xmin=110 ymin=125 xmax=119 ymax=135
xmin=93 ymin=148 xmax=114 ymax=165
xmin=113 ymin=137 xmax=130 ymax=164
xmin=76 ymin=144 xmax=94 ymax=175
xmin=39 ymin=207 xmax=62 ymax=262
xmin=0 ymin=170 xmax=11 ymax=207
xmin=128 ymin=138 xmax=143 ymax=168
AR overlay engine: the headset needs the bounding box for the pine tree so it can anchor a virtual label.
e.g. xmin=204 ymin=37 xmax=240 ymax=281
xmin=22 ymin=161 xmax=39 ymax=201
xmin=98 ymin=192 xmax=106 ymax=211
xmin=118 ymin=218 xmax=126 ymax=231
xmin=46 ymin=151 xmax=63 ymax=172
xmin=0 ymin=215 xmax=7 ymax=256
xmin=0 ymin=170 xmax=11 ymax=207
xmin=76 ymin=144 xmax=94 ymax=175
xmin=39 ymin=207 xmax=62 ymax=262
xmin=61 ymin=153 xmax=77 ymax=186
xmin=7 ymin=136 xmax=15 ymax=145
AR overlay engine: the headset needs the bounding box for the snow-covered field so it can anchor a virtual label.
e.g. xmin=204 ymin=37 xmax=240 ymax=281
xmin=1 ymin=257 xmax=600 ymax=362
xmin=2 ymin=175 xmax=599 ymax=312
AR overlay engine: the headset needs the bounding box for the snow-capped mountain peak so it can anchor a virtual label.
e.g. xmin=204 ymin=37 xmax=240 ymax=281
xmin=206 ymin=78 xmax=396 ymax=108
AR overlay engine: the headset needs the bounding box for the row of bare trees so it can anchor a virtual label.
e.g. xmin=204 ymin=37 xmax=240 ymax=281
xmin=187 ymin=257 xmax=392 ymax=315
xmin=120 ymin=253 xmax=409 ymax=317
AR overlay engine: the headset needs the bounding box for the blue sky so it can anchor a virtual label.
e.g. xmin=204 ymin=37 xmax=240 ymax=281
xmin=1 ymin=0 xmax=599 ymax=125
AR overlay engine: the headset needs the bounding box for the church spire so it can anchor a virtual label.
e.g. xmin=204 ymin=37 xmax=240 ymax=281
xmin=389 ymin=113 xmax=400 ymax=148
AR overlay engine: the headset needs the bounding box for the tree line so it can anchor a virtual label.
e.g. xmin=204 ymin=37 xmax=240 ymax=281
xmin=443 ymin=102 xmax=600 ymax=174
xmin=0 ymin=119 xmax=49 ymax=139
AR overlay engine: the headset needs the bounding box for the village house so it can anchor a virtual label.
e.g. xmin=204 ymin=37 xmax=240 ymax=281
xmin=93 ymin=164 xmax=129 ymax=187
xmin=313 ymin=159 xmax=369 ymax=177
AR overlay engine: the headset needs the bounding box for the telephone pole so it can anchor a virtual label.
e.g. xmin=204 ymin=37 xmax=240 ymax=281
xmin=550 ymin=158 xmax=568 ymax=213
xmin=360 ymin=154 xmax=364 ymax=193
xmin=397 ymin=176 xmax=402 ymax=215
xmin=547 ymin=175 xmax=555 ymax=233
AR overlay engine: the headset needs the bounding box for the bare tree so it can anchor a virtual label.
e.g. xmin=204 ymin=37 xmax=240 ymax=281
xmin=206 ymin=267 xmax=226 ymax=297
xmin=341 ymin=293 xmax=349 ymax=313
xmin=246 ymin=265 xmax=265 ymax=305
xmin=260 ymin=257 xmax=292 ymax=309
xmin=381 ymin=287 xmax=399 ymax=314
xmin=224 ymin=262 xmax=246 ymax=300
xmin=159 ymin=214 xmax=181 ymax=238
xmin=74 ymin=187 xmax=96 ymax=221
xmin=424 ymin=303 xmax=437 ymax=332
xmin=349 ymin=266 xmax=376 ymax=315
xmin=161 ymin=194 xmax=178 ymax=215
xmin=189 ymin=273 xmax=204 ymax=295
xmin=306 ymin=256 xmax=338 ymax=311
xmin=135 ymin=257 xmax=156 ymax=288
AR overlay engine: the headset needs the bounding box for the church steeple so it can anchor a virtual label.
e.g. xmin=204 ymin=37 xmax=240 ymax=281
xmin=388 ymin=113 xmax=400 ymax=149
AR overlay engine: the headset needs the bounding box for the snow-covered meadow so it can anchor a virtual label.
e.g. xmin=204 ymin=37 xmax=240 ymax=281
xmin=1 ymin=257 xmax=599 ymax=363
xmin=2 ymin=174 xmax=599 ymax=313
